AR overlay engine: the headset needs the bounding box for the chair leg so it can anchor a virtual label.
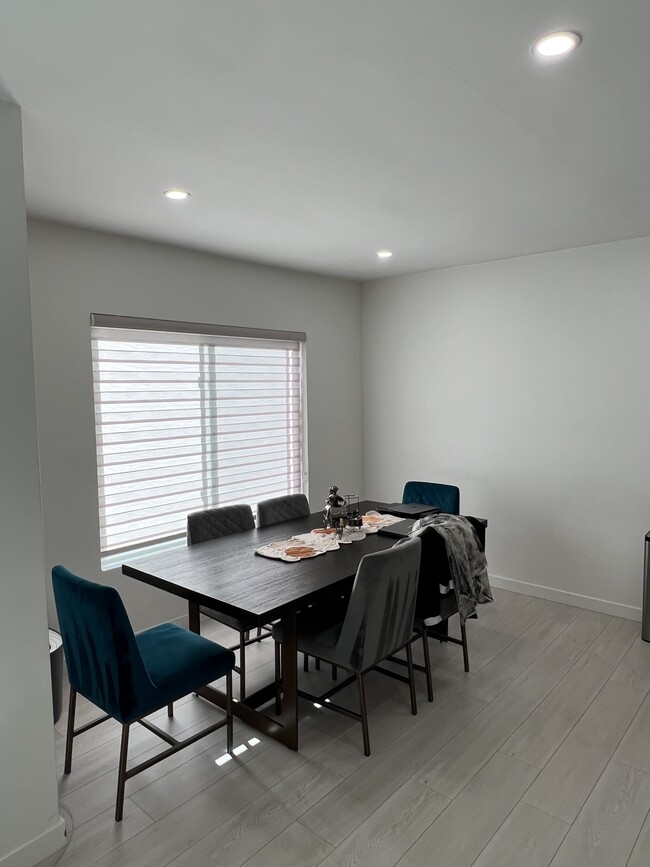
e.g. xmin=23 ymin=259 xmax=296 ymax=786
xmin=357 ymin=673 xmax=370 ymax=756
xmin=421 ymin=632 xmax=434 ymax=702
xmin=115 ymin=723 xmax=130 ymax=822
xmin=167 ymin=702 xmax=173 ymax=717
xmin=303 ymin=653 xmax=309 ymax=672
xmin=64 ymin=687 xmax=77 ymax=774
xmin=405 ymin=641 xmax=418 ymax=716
xmin=239 ymin=631 xmax=246 ymax=701
xmin=315 ymin=657 xmax=321 ymax=671
xmin=460 ymin=621 xmax=470 ymax=672
xmin=226 ymin=671 xmax=233 ymax=753
xmin=274 ymin=641 xmax=282 ymax=715
xmin=332 ymin=664 xmax=338 ymax=680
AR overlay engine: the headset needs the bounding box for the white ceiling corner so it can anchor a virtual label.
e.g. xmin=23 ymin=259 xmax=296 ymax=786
xmin=2 ymin=0 xmax=650 ymax=280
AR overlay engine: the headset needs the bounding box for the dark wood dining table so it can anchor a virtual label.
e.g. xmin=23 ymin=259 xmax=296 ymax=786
xmin=122 ymin=500 xmax=398 ymax=750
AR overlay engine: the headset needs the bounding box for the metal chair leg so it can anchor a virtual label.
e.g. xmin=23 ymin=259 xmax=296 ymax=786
xmin=64 ymin=687 xmax=76 ymax=774
xmin=304 ymin=653 xmax=309 ymax=672
xmin=274 ymin=641 xmax=282 ymax=715
xmin=357 ymin=673 xmax=370 ymax=756
xmin=226 ymin=672 xmax=233 ymax=753
xmin=421 ymin=632 xmax=434 ymax=702
xmin=460 ymin=621 xmax=470 ymax=672
xmin=115 ymin=723 xmax=130 ymax=822
xmin=332 ymin=664 xmax=338 ymax=680
xmin=315 ymin=657 xmax=321 ymax=671
xmin=167 ymin=702 xmax=173 ymax=717
xmin=239 ymin=631 xmax=246 ymax=700
xmin=405 ymin=641 xmax=418 ymax=716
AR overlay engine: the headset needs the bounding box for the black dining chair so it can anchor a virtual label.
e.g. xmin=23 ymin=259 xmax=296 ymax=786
xmin=393 ymin=523 xmax=478 ymax=702
xmin=187 ymin=504 xmax=261 ymax=700
xmin=256 ymin=493 xmax=310 ymax=527
xmin=403 ymin=480 xmax=460 ymax=515
xmin=256 ymin=493 xmax=321 ymax=669
xmin=272 ymin=536 xmax=422 ymax=755
xmin=52 ymin=565 xmax=235 ymax=821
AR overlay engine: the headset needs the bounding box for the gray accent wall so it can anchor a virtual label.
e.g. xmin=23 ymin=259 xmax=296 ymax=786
xmin=362 ymin=238 xmax=650 ymax=620
xmin=27 ymin=220 xmax=363 ymax=630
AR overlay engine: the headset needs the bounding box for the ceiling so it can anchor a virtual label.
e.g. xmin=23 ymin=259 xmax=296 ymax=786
xmin=1 ymin=0 xmax=649 ymax=281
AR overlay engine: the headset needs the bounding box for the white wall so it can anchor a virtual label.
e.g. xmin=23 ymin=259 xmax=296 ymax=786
xmin=0 ymin=103 xmax=65 ymax=866
xmin=27 ymin=220 xmax=363 ymax=629
xmin=362 ymin=237 xmax=650 ymax=619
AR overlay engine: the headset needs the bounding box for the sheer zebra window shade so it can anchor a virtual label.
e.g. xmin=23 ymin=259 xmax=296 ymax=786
xmin=90 ymin=314 xmax=305 ymax=558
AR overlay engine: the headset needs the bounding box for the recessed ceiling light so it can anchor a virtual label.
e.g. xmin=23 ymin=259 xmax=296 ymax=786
xmin=163 ymin=189 xmax=191 ymax=200
xmin=532 ymin=31 xmax=581 ymax=58
xmin=377 ymin=249 xmax=394 ymax=259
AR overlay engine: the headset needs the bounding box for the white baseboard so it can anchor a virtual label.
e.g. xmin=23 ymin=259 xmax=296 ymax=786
xmin=172 ymin=580 xmax=643 ymax=626
xmin=0 ymin=815 xmax=67 ymax=867
xmin=172 ymin=612 xmax=190 ymax=629
xmin=489 ymin=573 xmax=642 ymax=623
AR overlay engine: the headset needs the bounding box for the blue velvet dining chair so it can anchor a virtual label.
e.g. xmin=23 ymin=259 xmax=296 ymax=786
xmin=52 ymin=565 xmax=235 ymax=821
xmin=403 ymin=480 xmax=460 ymax=515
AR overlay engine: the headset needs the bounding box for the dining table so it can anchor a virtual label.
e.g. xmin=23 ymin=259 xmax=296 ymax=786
xmin=122 ymin=500 xmax=400 ymax=750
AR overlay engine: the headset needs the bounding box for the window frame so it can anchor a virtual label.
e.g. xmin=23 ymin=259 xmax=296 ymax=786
xmin=90 ymin=314 xmax=307 ymax=568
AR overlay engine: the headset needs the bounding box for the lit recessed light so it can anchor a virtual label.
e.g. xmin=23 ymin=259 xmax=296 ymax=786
xmin=377 ymin=249 xmax=394 ymax=259
xmin=532 ymin=31 xmax=581 ymax=58
xmin=163 ymin=189 xmax=191 ymax=200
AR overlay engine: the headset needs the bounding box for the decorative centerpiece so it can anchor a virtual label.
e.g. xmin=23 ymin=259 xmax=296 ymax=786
xmin=324 ymin=485 xmax=347 ymax=529
xmin=345 ymin=495 xmax=362 ymax=527
xmin=324 ymin=486 xmax=363 ymax=529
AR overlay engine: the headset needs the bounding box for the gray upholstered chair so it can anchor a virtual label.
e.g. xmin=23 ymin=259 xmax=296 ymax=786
xmin=256 ymin=493 xmax=318 ymax=668
xmin=187 ymin=504 xmax=255 ymax=543
xmin=401 ymin=482 xmax=468 ymax=682
xmin=272 ymin=535 xmax=422 ymax=755
xmin=187 ymin=504 xmax=260 ymax=700
xmin=256 ymin=493 xmax=310 ymax=527
xmin=394 ymin=523 xmax=477 ymax=702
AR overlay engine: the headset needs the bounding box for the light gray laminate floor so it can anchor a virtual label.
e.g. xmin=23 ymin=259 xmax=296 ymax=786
xmin=40 ymin=588 xmax=650 ymax=867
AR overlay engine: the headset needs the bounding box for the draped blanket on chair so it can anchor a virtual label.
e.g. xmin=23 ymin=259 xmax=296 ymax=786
xmin=411 ymin=514 xmax=492 ymax=622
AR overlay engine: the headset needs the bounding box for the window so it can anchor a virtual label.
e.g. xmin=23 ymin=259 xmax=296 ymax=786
xmin=90 ymin=314 xmax=305 ymax=561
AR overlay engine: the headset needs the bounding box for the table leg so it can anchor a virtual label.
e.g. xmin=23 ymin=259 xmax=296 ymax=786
xmin=194 ymin=608 xmax=299 ymax=750
xmin=279 ymin=609 xmax=298 ymax=749
xmin=189 ymin=600 xmax=200 ymax=633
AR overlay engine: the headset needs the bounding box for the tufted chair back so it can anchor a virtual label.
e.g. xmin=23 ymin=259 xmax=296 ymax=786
xmin=256 ymin=494 xmax=310 ymax=527
xmin=187 ymin=504 xmax=255 ymax=544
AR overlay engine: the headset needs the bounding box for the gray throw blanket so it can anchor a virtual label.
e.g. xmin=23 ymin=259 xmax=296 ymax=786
xmin=411 ymin=513 xmax=492 ymax=622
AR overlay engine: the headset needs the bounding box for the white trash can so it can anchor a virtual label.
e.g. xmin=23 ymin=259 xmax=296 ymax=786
xmin=49 ymin=629 xmax=64 ymax=722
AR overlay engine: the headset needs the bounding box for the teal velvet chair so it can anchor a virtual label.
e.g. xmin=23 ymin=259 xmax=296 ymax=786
xmin=52 ymin=565 xmax=235 ymax=821
xmin=402 ymin=480 xmax=460 ymax=515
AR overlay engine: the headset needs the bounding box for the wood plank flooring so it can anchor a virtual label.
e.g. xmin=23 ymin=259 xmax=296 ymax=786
xmin=39 ymin=588 xmax=650 ymax=867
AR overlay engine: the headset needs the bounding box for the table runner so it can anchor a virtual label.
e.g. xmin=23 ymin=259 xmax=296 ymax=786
xmin=255 ymin=511 xmax=403 ymax=561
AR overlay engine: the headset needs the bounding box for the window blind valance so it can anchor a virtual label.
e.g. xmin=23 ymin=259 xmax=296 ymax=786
xmin=90 ymin=313 xmax=306 ymax=344
xmin=90 ymin=315 xmax=305 ymax=557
